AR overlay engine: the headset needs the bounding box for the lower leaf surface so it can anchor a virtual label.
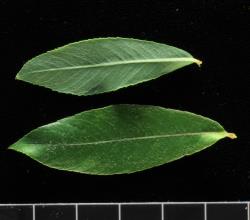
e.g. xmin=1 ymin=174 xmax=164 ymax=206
xmin=10 ymin=105 xmax=235 ymax=175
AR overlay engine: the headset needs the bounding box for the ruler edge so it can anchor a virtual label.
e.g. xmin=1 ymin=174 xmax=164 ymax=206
xmin=0 ymin=201 xmax=249 ymax=206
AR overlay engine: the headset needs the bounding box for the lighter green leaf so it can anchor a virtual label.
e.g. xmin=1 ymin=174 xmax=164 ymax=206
xmin=9 ymin=105 xmax=236 ymax=175
xmin=16 ymin=37 xmax=201 ymax=96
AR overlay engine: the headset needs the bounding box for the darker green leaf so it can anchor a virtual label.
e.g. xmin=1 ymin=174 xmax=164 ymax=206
xmin=16 ymin=37 xmax=201 ymax=96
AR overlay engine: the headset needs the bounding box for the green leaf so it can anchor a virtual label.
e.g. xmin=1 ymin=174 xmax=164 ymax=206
xmin=9 ymin=105 xmax=236 ymax=175
xmin=16 ymin=37 xmax=201 ymax=96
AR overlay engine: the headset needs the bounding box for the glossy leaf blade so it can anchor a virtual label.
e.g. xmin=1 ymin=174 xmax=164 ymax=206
xmin=16 ymin=38 xmax=201 ymax=96
xmin=9 ymin=105 xmax=235 ymax=175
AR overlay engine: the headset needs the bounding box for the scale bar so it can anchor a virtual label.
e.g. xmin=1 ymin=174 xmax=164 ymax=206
xmin=204 ymin=202 xmax=207 ymax=220
xmin=32 ymin=204 xmax=35 ymax=220
xmin=0 ymin=202 xmax=248 ymax=220
xmin=161 ymin=203 xmax=164 ymax=220
xmin=75 ymin=203 xmax=78 ymax=220
xmin=118 ymin=203 xmax=121 ymax=220
xmin=248 ymin=202 xmax=249 ymax=220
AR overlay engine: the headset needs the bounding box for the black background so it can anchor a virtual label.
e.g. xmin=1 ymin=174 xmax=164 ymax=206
xmin=0 ymin=0 xmax=250 ymax=203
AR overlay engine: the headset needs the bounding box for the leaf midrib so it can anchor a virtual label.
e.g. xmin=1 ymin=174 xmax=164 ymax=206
xmin=26 ymin=131 xmax=226 ymax=147
xmin=22 ymin=57 xmax=199 ymax=74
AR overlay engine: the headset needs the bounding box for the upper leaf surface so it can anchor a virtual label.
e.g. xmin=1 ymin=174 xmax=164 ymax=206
xmin=16 ymin=37 xmax=201 ymax=95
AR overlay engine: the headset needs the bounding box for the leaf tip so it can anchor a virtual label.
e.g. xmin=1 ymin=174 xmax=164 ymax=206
xmin=194 ymin=58 xmax=202 ymax=67
xmin=227 ymin=132 xmax=237 ymax=139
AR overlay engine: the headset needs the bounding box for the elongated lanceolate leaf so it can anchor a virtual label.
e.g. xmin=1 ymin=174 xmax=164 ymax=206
xmin=9 ymin=105 xmax=236 ymax=175
xmin=16 ymin=38 xmax=201 ymax=96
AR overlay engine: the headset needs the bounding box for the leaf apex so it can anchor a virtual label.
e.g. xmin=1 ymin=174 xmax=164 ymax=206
xmin=227 ymin=132 xmax=237 ymax=139
xmin=194 ymin=58 xmax=202 ymax=67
